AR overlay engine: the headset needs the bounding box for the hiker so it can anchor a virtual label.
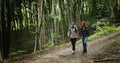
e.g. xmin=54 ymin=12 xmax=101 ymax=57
xmin=67 ymin=22 xmax=78 ymax=54
xmin=80 ymin=21 xmax=89 ymax=53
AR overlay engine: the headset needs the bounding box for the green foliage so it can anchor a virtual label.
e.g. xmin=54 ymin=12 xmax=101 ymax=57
xmin=43 ymin=41 xmax=54 ymax=49
xmin=89 ymin=26 xmax=120 ymax=40
xmin=43 ymin=33 xmax=62 ymax=49
xmin=9 ymin=50 xmax=27 ymax=57
xmin=98 ymin=19 xmax=109 ymax=27
xmin=32 ymin=1 xmax=37 ymax=5
xmin=10 ymin=30 xmax=35 ymax=53
xmin=52 ymin=33 xmax=62 ymax=40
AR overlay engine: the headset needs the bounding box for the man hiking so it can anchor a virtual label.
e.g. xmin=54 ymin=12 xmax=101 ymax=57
xmin=67 ymin=22 xmax=78 ymax=54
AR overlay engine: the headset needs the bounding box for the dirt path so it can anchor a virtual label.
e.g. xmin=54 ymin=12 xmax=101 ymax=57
xmin=91 ymin=35 xmax=120 ymax=63
xmin=11 ymin=31 xmax=120 ymax=63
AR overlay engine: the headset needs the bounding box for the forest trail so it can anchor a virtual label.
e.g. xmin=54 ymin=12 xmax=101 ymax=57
xmin=12 ymin=31 xmax=120 ymax=63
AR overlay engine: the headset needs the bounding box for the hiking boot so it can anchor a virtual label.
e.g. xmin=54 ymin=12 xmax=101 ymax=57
xmin=82 ymin=51 xmax=87 ymax=53
xmin=72 ymin=51 xmax=75 ymax=54
xmin=83 ymin=49 xmax=87 ymax=53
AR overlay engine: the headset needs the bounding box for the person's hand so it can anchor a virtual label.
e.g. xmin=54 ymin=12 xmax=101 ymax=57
xmin=67 ymin=32 xmax=70 ymax=38
xmin=76 ymin=35 xmax=79 ymax=38
xmin=68 ymin=35 xmax=70 ymax=38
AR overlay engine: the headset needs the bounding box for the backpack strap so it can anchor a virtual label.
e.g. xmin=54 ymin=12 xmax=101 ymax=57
xmin=69 ymin=26 xmax=78 ymax=33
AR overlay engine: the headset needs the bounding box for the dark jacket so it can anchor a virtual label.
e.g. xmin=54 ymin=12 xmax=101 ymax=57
xmin=80 ymin=27 xmax=89 ymax=36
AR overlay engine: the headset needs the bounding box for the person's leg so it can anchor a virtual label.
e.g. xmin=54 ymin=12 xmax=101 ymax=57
xmin=84 ymin=36 xmax=88 ymax=52
xmin=82 ymin=36 xmax=85 ymax=52
xmin=70 ymin=38 xmax=74 ymax=51
xmin=70 ymin=38 xmax=76 ymax=54
xmin=72 ymin=38 xmax=76 ymax=51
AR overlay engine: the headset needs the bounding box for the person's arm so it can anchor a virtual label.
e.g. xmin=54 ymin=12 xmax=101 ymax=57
xmin=86 ymin=27 xmax=89 ymax=36
xmin=78 ymin=28 xmax=80 ymax=37
xmin=67 ymin=27 xmax=71 ymax=37
xmin=87 ymin=27 xmax=89 ymax=36
xmin=79 ymin=27 xmax=82 ymax=37
xmin=75 ymin=26 xmax=79 ymax=38
xmin=67 ymin=31 xmax=70 ymax=37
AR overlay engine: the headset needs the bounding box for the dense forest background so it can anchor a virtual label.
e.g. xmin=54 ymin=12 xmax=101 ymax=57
xmin=0 ymin=0 xmax=120 ymax=60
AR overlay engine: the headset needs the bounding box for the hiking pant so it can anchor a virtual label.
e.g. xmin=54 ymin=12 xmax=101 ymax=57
xmin=70 ymin=38 xmax=76 ymax=51
xmin=82 ymin=36 xmax=88 ymax=52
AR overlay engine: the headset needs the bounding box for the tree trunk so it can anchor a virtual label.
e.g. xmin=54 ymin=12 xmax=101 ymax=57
xmin=1 ymin=0 xmax=6 ymax=60
xmin=113 ymin=0 xmax=119 ymax=24
xmin=1 ymin=0 xmax=11 ymax=60
xmin=34 ymin=0 xmax=44 ymax=52
xmin=6 ymin=0 xmax=12 ymax=58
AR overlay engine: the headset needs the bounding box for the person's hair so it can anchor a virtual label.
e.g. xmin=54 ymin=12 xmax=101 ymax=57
xmin=81 ymin=21 xmax=86 ymax=26
xmin=71 ymin=22 xmax=74 ymax=23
